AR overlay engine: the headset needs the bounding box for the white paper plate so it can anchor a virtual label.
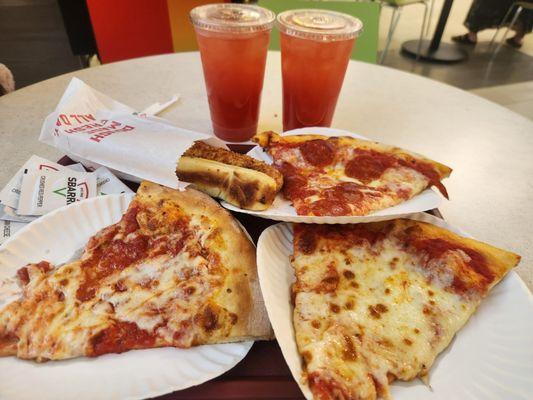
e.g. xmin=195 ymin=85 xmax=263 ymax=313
xmin=257 ymin=213 xmax=533 ymax=400
xmin=0 ymin=194 xmax=253 ymax=400
xmin=222 ymin=127 xmax=444 ymax=224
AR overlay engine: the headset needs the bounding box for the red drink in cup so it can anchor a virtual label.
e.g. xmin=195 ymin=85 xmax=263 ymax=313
xmin=190 ymin=4 xmax=275 ymax=142
xmin=277 ymin=10 xmax=362 ymax=131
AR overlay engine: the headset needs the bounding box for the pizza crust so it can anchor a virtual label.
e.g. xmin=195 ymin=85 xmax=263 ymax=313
xmin=125 ymin=182 xmax=273 ymax=341
xmin=0 ymin=182 xmax=272 ymax=362
xmin=290 ymin=220 xmax=520 ymax=400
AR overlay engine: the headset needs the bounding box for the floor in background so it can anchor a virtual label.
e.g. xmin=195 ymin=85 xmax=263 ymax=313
xmin=470 ymin=80 xmax=533 ymax=120
xmin=383 ymin=43 xmax=533 ymax=90
xmin=378 ymin=0 xmax=533 ymax=89
xmin=0 ymin=0 xmax=81 ymax=89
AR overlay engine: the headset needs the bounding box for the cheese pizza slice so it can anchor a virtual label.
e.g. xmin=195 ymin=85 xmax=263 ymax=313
xmin=0 ymin=181 xmax=271 ymax=362
xmin=254 ymin=131 xmax=451 ymax=216
xmin=291 ymin=220 xmax=519 ymax=400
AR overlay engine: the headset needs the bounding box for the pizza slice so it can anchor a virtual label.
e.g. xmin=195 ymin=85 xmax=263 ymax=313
xmin=253 ymin=131 xmax=452 ymax=216
xmin=291 ymin=220 xmax=520 ymax=400
xmin=0 ymin=181 xmax=272 ymax=362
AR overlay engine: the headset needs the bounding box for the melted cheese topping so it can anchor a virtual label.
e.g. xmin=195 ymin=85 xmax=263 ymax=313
xmin=292 ymin=222 xmax=494 ymax=400
xmin=269 ymin=142 xmax=430 ymax=216
xmin=0 ymin=196 xmax=239 ymax=361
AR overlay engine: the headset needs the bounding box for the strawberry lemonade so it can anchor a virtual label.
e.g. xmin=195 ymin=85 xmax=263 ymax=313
xmin=190 ymin=4 xmax=275 ymax=142
xmin=277 ymin=10 xmax=362 ymax=131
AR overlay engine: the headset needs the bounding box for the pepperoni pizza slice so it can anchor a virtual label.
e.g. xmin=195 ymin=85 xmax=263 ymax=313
xmin=0 ymin=182 xmax=271 ymax=362
xmin=291 ymin=220 xmax=520 ymax=400
xmin=253 ymin=132 xmax=452 ymax=216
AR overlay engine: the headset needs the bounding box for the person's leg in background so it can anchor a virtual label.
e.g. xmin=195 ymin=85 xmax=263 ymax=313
xmin=506 ymin=4 xmax=533 ymax=48
xmin=452 ymin=0 xmax=516 ymax=45
xmin=0 ymin=64 xmax=15 ymax=96
xmin=57 ymin=0 xmax=98 ymax=67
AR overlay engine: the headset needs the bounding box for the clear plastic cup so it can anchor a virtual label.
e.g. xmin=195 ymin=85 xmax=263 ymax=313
xmin=277 ymin=9 xmax=363 ymax=131
xmin=190 ymin=3 xmax=275 ymax=142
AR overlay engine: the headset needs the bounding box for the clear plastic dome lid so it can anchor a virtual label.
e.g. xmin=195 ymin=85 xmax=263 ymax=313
xmin=190 ymin=3 xmax=275 ymax=33
xmin=277 ymin=9 xmax=363 ymax=41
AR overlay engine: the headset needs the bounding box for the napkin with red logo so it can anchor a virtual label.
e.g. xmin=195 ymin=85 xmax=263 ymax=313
xmin=39 ymin=78 xmax=225 ymax=189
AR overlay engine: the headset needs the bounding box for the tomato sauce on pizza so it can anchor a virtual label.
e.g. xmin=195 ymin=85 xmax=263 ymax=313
xmin=0 ymin=182 xmax=272 ymax=362
xmin=254 ymin=132 xmax=452 ymax=216
xmin=290 ymin=220 xmax=519 ymax=400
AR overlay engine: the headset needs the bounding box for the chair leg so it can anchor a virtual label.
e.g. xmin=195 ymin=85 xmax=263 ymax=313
xmin=425 ymin=0 xmax=434 ymax=37
xmin=417 ymin=1 xmax=430 ymax=59
xmin=489 ymin=3 xmax=516 ymax=50
xmin=380 ymin=7 xmax=402 ymax=64
xmin=493 ymin=5 xmax=523 ymax=55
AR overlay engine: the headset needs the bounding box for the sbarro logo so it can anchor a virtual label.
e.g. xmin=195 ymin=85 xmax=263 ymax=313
xmin=53 ymin=177 xmax=91 ymax=204
xmin=17 ymin=169 xmax=97 ymax=216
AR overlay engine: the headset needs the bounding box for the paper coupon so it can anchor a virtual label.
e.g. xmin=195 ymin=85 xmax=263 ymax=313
xmin=17 ymin=169 xmax=97 ymax=216
xmin=68 ymin=163 xmax=86 ymax=173
xmin=0 ymin=155 xmax=85 ymax=210
xmin=0 ymin=205 xmax=37 ymax=223
xmin=94 ymin=167 xmax=133 ymax=195
xmin=0 ymin=220 xmax=26 ymax=245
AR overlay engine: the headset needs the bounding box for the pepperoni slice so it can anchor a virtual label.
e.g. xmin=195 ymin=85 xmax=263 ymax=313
xmin=307 ymin=183 xmax=365 ymax=216
xmin=336 ymin=182 xmax=365 ymax=203
xmin=345 ymin=150 xmax=396 ymax=183
xmin=299 ymin=140 xmax=336 ymax=168
xmin=310 ymin=199 xmax=351 ymax=216
xmin=345 ymin=149 xmax=448 ymax=197
xmin=278 ymin=162 xmax=316 ymax=200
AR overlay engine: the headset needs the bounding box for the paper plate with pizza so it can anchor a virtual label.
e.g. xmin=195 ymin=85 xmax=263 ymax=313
xmin=257 ymin=213 xmax=533 ymax=400
xmin=221 ymin=128 xmax=451 ymax=224
xmin=0 ymin=183 xmax=272 ymax=400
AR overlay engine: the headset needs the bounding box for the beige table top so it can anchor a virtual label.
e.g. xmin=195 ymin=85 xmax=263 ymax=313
xmin=0 ymin=51 xmax=532 ymax=290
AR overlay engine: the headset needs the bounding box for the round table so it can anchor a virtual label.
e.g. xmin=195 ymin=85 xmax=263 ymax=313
xmin=0 ymin=51 xmax=532 ymax=291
